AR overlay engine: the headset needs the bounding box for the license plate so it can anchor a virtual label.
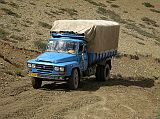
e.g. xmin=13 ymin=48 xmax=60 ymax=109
xmin=28 ymin=73 xmax=38 ymax=77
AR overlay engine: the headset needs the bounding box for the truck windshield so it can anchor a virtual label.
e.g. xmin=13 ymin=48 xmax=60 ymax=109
xmin=46 ymin=40 xmax=78 ymax=54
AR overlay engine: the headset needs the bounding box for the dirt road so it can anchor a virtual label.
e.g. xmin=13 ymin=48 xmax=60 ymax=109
xmin=0 ymin=41 xmax=160 ymax=119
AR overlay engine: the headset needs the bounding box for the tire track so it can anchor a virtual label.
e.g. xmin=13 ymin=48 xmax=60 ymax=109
xmin=51 ymin=95 xmax=102 ymax=119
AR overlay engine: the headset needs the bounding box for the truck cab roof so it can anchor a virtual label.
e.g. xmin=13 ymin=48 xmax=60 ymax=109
xmin=49 ymin=32 xmax=87 ymax=43
xmin=49 ymin=37 xmax=85 ymax=43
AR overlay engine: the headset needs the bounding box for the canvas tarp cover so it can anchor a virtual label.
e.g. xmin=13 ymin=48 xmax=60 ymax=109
xmin=51 ymin=20 xmax=120 ymax=53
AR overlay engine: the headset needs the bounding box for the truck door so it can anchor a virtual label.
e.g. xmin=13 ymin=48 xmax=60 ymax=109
xmin=79 ymin=43 xmax=88 ymax=71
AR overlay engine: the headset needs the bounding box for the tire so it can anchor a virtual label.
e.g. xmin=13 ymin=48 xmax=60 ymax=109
xmin=96 ymin=64 xmax=110 ymax=81
xmin=68 ymin=68 xmax=79 ymax=90
xmin=31 ymin=77 xmax=42 ymax=89
xmin=101 ymin=64 xmax=110 ymax=81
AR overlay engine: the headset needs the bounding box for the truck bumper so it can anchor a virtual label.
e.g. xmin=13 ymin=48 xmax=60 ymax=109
xmin=28 ymin=72 xmax=67 ymax=81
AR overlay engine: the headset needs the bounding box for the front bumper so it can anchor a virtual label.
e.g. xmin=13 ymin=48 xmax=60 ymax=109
xmin=28 ymin=72 xmax=67 ymax=81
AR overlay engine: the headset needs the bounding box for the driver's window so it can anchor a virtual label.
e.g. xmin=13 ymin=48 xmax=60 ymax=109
xmin=79 ymin=44 xmax=83 ymax=53
xmin=79 ymin=44 xmax=86 ymax=53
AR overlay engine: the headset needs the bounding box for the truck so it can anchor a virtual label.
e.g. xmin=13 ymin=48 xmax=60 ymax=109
xmin=27 ymin=20 xmax=120 ymax=89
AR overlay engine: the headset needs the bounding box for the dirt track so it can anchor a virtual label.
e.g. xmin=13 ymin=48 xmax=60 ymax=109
xmin=0 ymin=41 xmax=160 ymax=119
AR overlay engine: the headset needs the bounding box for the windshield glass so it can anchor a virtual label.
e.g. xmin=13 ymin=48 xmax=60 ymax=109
xmin=46 ymin=40 xmax=78 ymax=54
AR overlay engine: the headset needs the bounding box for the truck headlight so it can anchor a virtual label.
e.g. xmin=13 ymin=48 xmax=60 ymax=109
xmin=27 ymin=63 xmax=32 ymax=68
xmin=54 ymin=66 xmax=60 ymax=71
xmin=54 ymin=66 xmax=65 ymax=72
xmin=32 ymin=64 xmax=36 ymax=68
xmin=60 ymin=67 xmax=65 ymax=72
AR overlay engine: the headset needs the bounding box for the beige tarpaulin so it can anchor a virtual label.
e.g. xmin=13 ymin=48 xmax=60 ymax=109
xmin=51 ymin=20 xmax=120 ymax=53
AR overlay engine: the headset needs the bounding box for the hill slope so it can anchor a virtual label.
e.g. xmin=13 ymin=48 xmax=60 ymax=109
xmin=0 ymin=0 xmax=160 ymax=57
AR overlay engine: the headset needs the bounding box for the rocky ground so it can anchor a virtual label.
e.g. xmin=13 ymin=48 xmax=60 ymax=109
xmin=0 ymin=0 xmax=160 ymax=119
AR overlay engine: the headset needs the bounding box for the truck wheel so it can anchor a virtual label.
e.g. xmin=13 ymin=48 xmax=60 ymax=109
xmin=96 ymin=64 xmax=110 ymax=81
xmin=31 ymin=77 xmax=42 ymax=89
xmin=101 ymin=64 xmax=110 ymax=81
xmin=68 ymin=69 xmax=79 ymax=90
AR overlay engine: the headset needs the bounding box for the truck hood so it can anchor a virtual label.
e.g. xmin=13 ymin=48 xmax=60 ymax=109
xmin=36 ymin=52 xmax=77 ymax=64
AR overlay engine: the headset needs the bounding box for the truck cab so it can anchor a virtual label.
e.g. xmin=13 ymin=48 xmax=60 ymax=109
xmin=27 ymin=33 xmax=89 ymax=89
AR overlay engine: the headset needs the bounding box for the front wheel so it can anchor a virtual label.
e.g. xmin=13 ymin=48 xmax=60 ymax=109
xmin=31 ymin=77 xmax=42 ymax=89
xmin=68 ymin=69 xmax=80 ymax=90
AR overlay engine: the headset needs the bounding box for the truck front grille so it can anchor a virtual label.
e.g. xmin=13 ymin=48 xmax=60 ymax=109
xmin=36 ymin=64 xmax=54 ymax=71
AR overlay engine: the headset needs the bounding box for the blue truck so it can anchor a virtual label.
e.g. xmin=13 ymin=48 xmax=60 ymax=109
xmin=27 ymin=20 xmax=120 ymax=89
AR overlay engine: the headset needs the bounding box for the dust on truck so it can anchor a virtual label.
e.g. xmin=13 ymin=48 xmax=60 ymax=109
xmin=27 ymin=20 xmax=120 ymax=89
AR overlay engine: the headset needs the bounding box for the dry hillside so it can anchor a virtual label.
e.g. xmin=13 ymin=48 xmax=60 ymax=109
xmin=0 ymin=0 xmax=160 ymax=119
